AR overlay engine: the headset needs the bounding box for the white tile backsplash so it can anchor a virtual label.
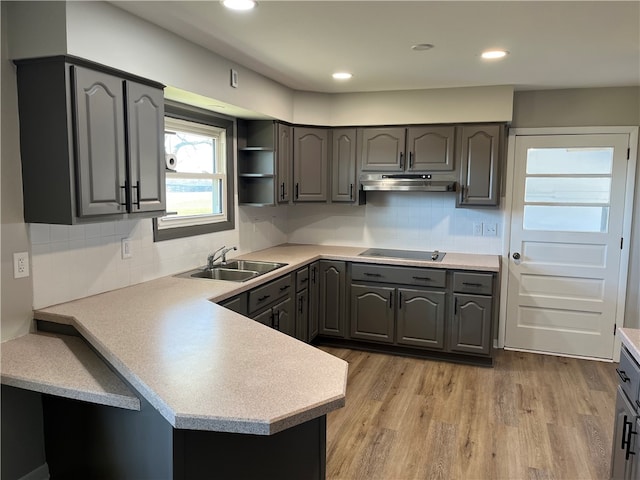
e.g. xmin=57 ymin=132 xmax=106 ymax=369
xmin=29 ymin=193 xmax=504 ymax=308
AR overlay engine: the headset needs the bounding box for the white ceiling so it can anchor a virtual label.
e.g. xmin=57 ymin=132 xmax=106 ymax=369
xmin=113 ymin=1 xmax=640 ymax=94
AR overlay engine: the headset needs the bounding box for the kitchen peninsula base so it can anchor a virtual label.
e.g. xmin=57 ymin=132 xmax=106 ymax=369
xmin=43 ymin=394 xmax=325 ymax=479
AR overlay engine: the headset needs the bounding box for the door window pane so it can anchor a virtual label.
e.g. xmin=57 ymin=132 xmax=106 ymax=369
xmin=523 ymin=206 xmax=610 ymax=232
xmin=524 ymin=177 xmax=611 ymax=203
xmin=526 ymin=148 xmax=613 ymax=174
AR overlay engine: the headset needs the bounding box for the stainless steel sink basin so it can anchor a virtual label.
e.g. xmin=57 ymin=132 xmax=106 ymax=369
xmin=222 ymin=260 xmax=287 ymax=274
xmin=176 ymin=260 xmax=287 ymax=282
xmin=190 ymin=268 xmax=259 ymax=282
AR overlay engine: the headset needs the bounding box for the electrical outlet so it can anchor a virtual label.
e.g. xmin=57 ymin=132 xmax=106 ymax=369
xmin=473 ymin=222 xmax=483 ymax=236
xmin=13 ymin=252 xmax=29 ymax=279
xmin=483 ymin=223 xmax=498 ymax=236
xmin=121 ymin=238 xmax=132 ymax=259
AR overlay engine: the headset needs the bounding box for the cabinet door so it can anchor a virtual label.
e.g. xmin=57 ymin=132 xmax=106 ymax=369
xmin=273 ymin=297 xmax=295 ymax=337
xmin=295 ymin=290 xmax=309 ymax=342
xmin=72 ymin=66 xmax=126 ymax=217
xmin=331 ymin=128 xmax=357 ymax=202
xmin=252 ymin=307 xmax=273 ymax=327
xmin=126 ymin=81 xmax=165 ymax=213
xmin=611 ymin=387 xmax=638 ymax=480
xmin=407 ymin=126 xmax=455 ymax=172
xmin=308 ymin=261 xmax=320 ymax=341
xmin=360 ymin=127 xmax=406 ymax=171
xmin=276 ymin=123 xmax=292 ymax=203
xmin=450 ymin=294 xmax=492 ymax=355
xmin=350 ymin=284 xmax=395 ymax=344
xmin=457 ymin=124 xmax=501 ymax=207
xmin=397 ymin=288 xmax=446 ymax=350
xmin=219 ymin=293 xmax=248 ymax=316
xmin=318 ymin=260 xmax=346 ymax=338
xmin=293 ymin=127 xmax=328 ymax=202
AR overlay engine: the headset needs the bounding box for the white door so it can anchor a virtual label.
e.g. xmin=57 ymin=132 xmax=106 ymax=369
xmin=505 ymin=133 xmax=631 ymax=359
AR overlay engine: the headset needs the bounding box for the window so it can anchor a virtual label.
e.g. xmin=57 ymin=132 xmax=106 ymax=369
xmin=153 ymin=102 xmax=234 ymax=241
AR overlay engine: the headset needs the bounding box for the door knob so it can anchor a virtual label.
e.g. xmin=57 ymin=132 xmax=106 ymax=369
xmin=512 ymin=252 xmax=521 ymax=260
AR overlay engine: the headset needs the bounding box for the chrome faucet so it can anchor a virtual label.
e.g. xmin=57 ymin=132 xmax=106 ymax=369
xmin=206 ymin=246 xmax=237 ymax=269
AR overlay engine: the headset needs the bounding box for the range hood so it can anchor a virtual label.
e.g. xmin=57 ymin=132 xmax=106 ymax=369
xmin=359 ymin=174 xmax=457 ymax=192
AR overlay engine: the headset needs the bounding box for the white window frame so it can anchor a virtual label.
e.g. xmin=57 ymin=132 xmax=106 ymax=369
xmin=158 ymin=117 xmax=228 ymax=230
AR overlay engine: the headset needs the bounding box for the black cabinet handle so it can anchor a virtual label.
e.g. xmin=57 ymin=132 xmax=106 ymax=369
xmin=409 ymin=152 xmax=413 ymax=169
xmin=119 ymin=184 xmax=127 ymax=207
xmin=311 ymin=267 xmax=316 ymax=283
xmin=279 ymin=284 xmax=290 ymax=291
xmin=299 ymin=296 xmax=304 ymax=314
xmin=258 ymin=294 xmax=271 ymax=302
xmin=389 ymin=292 xmax=393 ymax=309
xmin=349 ymin=183 xmax=353 ymax=200
xmin=398 ymin=291 xmax=402 ymax=310
xmin=295 ymin=183 xmax=299 ymax=199
xmin=281 ymin=182 xmax=285 ymax=200
xmin=617 ymin=368 xmax=631 ymax=383
xmin=623 ymin=415 xmax=630 ymax=450
xmin=273 ymin=310 xmax=280 ymax=330
xmin=626 ymin=419 xmax=638 ymax=460
xmin=131 ymin=181 xmax=141 ymax=209
xmin=364 ymin=272 xmax=382 ymax=277
xmin=460 ymin=184 xmax=466 ymax=203
xmin=454 ymin=297 xmax=458 ymax=315
xmin=413 ymin=276 xmax=431 ymax=281
xmin=300 ymin=278 xmax=308 ymax=284
xmin=462 ymin=282 xmax=483 ymax=287
xmin=399 ymin=152 xmax=404 ymax=169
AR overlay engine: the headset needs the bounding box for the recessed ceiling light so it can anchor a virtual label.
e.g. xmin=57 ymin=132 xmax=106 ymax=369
xmin=481 ymin=50 xmax=509 ymax=59
xmin=332 ymin=72 xmax=353 ymax=80
xmin=222 ymin=0 xmax=257 ymax=11
xmin=411 ymin=43 xmax=435 ymax=51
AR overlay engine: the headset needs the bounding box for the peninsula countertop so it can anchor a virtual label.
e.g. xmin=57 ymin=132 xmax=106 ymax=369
xmin=28 ymin=244 xmax=500 ymax=435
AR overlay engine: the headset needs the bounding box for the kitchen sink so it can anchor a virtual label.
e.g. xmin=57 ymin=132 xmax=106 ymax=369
xmin=176 ymin=260 xmax=287 ymax=282
xmin=222 ymin=260 xmax=287 ymax=274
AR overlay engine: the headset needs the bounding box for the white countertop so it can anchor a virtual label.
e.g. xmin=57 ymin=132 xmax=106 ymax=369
xmin=17 ymin=243 xmax=500 ymax=435
xmin=619 ymin=328 xmax=640 ymax=364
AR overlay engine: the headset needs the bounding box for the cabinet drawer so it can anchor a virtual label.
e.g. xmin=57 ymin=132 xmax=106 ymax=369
xmin=452 ymin=272 xmax=493 ymax=295
xmin=619 ymin=347 xmax=640 ymax=406
xmin=351 ymin=263 xmax=446 ymax=288
xmin=248 ymin=274 xmax=292 ymax=314
xmin=296 ymin=267 xmax=309 ymax=292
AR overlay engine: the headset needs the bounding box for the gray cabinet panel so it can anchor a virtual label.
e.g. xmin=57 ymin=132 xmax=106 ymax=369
xmin=360 ymin=127 xmax=406 ymax=171
xmin=293 ymin=127 xmax=328 ymax=202
xmin=219 ymin=293 xmax=248 ymax=316
xmin=350 ymin=284 xmax=395 ymax=344
xmin=331 ymin=128 xmax=357 ymax=202
xmin=296 ymin=266 xmax=310 ymax=292
xmin=296 ymin=290 xmax=309 ymax=342
xmin=248 ymin=274 xmax=292 ymax=314
xmin=351 ymin=263 xmax=446 ymax=288
xmin=457 ymin=124 xmax=501 ymax=207
xmin=450 ymin=294 xmax=492 ymax=355
xmin=397 ymin=288 xmax=446 ymax=350
xmin=452 ymin=271 xmax=493 ymax=296
xmin=309 ymin=262 xmax=320 ymax=341
xmin=277 ymin=123 xmax=292 ymax=203
xmin=252 ymin=307 xmax=273 ymax=326
xmin=126 ymin=81 xmax=165 ymax=213
xmin=73 ymin=66 xmax=126 ymax=217
xmin=273 ymin=297 xmax=295 ymax=337
xmin=407 ymin=126 xmax=455 ymax=172
xmin=318 ymin=261 xmax=346 ymax=338
xmin=611 ymin=386 xmax=639 ymax=480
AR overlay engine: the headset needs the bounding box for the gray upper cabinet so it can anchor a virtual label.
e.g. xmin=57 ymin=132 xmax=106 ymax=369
xmin=360 ymin=127 xmax=406 ymax=171
xmin=293 ymin=127 xmax=329 ymax=202
xmin=406 ymin=126 xmax=456 ymax=172
xmin=14 ymin=56 xmax=166 ymax=224
xmin=237 ymin=120 xmax=276 ymax=206
xmin=360 ymin=126 xmax=456 ymax=173
xmin=331 ymin=128 xmax=357 ymax=202
xmin=457 ymin=124 xmax=501 ymax=207
xmin=276 ymin=123 xmax=292 ymax=203
xmin=125 ymin=80 xmax=165 ymax=213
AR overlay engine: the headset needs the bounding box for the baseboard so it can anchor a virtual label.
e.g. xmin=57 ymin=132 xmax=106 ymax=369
xmin=19 ymin=463 xmax=49 ymax=480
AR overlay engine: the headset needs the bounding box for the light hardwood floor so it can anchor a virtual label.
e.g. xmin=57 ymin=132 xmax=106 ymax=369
xmin=322 ymin=347 xmax=618 ymax=480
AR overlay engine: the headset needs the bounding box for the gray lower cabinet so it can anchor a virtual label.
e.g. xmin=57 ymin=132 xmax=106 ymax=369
xmin=308 ymin=261 xmax=320 ymax=341
xmin=350 ymin=284 xmax=395 ymax=343
xmin=318 ymin=261 xmax=347 ymax=338
xmin=15 ymin=56 xmax=166 ymax=224
xmin=272 ymin=297 xmax=295 ymax=336
xmin=611 ymin=347 xmax=640 ymax=479
xmin=219 ymin=293 xmax=248 ymax=316
xmin=450 ymin=294 xmax=492 ymax=355
xmin=457 ymin=124 xmax=502 ymax=207
xmin=396 ymin=289 xmax=446 ymax=350
xmin=248 ymin=274 xmax=295 ymax=337
xmin=295 ymin=266 xmax=310 ymax=342
xmin=293 ymin=127 xmax=329 ymax=202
